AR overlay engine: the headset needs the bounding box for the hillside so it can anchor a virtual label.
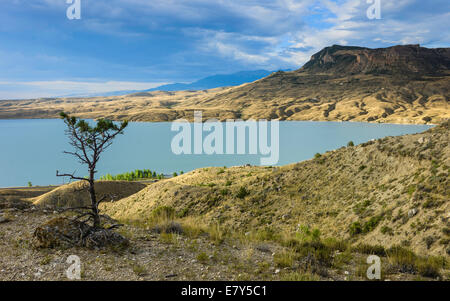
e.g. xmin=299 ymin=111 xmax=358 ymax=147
xmin=2 ymin=122 xmax=448 ymax=281
xmin=101 ymin=121 xmax=450 ymax=257
xmin=1 ymin=45 xmax=449 ymax=124
xmin=180 ymin=45 xmax=450 ymax=124
xmin=33 ymin=181 xmax=147 ymax=208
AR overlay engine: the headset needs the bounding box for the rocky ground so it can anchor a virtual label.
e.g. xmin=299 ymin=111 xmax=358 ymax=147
xmin=0 ymin=197 xmax=447 ymax=281
xmin=0 ymin=205 xmax=277 ymax=281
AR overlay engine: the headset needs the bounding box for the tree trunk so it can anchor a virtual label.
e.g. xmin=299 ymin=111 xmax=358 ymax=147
xmin=88 ymin=170 xmax=100 ymax=228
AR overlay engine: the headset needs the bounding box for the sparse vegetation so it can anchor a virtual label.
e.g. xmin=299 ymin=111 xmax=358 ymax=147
xmin=274 ymin=250 xmax=295 ymax=268
xmin=386 ymin=246 xmax=447 ymax=278
xmin=196 ymin=252 xmax=209 ymax=264
xmin=236 ymin=186 xmax=250 ymax=199
xmin=100 ymin=169 xmax=164 ymax=181
xmin=132 ymin=264 xmax=147 ymax=276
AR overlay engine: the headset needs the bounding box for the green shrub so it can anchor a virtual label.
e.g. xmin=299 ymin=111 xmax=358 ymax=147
xmin=296 ymin=225 xmax=321 ymax=242
xmin=424 ymin=236 xmax=436 ymax=249
xmin=349 ymin=222 xmax=363 ymax=236
xmin=363 ymin=215 xmax=383 ymax=233
xmin=236 ymin=186 xmax=250 ymax=199
xmin=100 ymin=168 xmax=156 ymax=181
xmin=353 ymin=199 xmax=372 ymax=215
xmin=406 ymin=185 xmax=416 ymax=196
xmin=380 ymin=226 xmax=394 ymax=235
xmin=351 ymin=215 xmax=383 ymax=235
xmin=132 ymin=264 xmax=147 ymax=276
xmin=296 ymin=240 xmax=334 ymax=267
xmin=176 ymin=208 xmax=189 ymax=218
xmin=416 ymin=260 xmax=440 ymax=278
xmin=422 ymin=199 xmax=441 ymax=209
xmin=385 ymin=246 xmax=447 ymax=278
xmin=196 ymin=252 xmax=209 ymax=263
xmin=347 ymin=141 xmax=354 ymax=147
xmin=387 ymin=246 xmax=417 ymax=273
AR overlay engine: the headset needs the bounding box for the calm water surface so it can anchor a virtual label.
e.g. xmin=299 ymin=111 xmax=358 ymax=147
xmin=0 ymin=119 xmax=432 ymax=187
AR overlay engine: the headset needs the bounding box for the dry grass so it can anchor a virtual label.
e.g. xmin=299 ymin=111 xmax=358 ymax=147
xmin=32 ymin=181 xmax=147 ymax=208
xmin=100 ymin=122 xmax=449 ymax=257
xmin=0 ymin=72 xmax=448 ymax=124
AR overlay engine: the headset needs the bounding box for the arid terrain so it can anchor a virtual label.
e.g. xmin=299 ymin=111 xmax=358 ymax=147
xmin=1 ymin=121 xmax=448 ymax=281
xmin=0 ymin=44 xmax=449 ymax=281
xmin=100 ymin=120 xmax=449 ymax=258
xmin=1 ymin=45 xmax=449 ymax=124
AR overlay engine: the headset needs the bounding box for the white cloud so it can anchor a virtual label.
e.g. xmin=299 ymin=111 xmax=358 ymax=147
xmin=0 ymin=81 xmax=167 ymax=100
xmin=1 ymin=0 xmax=449 ymax=92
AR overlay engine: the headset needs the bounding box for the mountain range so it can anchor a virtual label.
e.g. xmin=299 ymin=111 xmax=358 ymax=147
xmin=63 ymin=70 xmax=276 ymax=97
xmin=1 ymin=44 xmax=449 ymax=124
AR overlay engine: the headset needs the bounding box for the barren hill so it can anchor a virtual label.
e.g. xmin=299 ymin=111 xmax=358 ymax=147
xmin=33 ymin=181 xmax=147 ymax=208
xmin=182 ymin=44 xmax=450 ymax=124
xmin=0 ymin=45 xmax=448 ymax=124
xmin=101 ymin=121 xmax=450 ymax=257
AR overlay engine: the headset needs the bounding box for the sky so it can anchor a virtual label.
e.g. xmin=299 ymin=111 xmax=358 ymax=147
xmin=0 ymin=0 xmax=449 ymax=99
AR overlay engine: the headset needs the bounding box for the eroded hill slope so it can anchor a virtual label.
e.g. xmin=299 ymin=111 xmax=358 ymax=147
xmin=102 ymin=121 xmax=450 ymax=256
xmin=1 ymin=45 xmax=449 ymax=124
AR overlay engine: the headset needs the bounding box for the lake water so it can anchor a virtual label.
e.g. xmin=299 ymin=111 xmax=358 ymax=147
xmin=0 ymin=119 xmax=432 ymax=187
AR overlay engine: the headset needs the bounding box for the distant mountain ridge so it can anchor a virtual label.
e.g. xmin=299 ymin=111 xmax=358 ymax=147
xmin=145 ymin=70 xmax=277 ymax=92
xmin=62 ymin=70 xmax=277 ymax=98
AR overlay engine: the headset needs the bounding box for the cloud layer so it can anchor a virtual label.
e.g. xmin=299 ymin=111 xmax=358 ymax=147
xmin=0 ymin=0 xmax=449 ymax=98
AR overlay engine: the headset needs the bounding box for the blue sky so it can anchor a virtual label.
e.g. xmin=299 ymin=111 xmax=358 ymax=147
xmin=0 ymin=0 xmax=449 ymax=99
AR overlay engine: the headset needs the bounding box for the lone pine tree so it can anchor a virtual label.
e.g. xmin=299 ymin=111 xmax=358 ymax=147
xmin=57 ymin=112 xmax=128 ymax=228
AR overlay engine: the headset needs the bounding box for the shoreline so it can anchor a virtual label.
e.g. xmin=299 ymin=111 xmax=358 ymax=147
xmin=0 ymin=116 xmax=439 ymax=126
xmin=0 ymin=119 xmax=436 ymax=189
